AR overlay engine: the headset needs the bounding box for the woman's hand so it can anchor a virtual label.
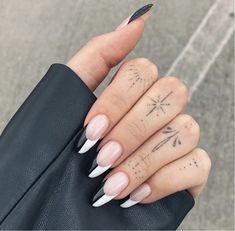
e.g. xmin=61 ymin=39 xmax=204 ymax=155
xmin=67 ymin=4 xmax=211 ymax=208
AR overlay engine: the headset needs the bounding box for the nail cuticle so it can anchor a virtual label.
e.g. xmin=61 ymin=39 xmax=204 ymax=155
xmin=85 ymin=114 xmax=109 ymax=141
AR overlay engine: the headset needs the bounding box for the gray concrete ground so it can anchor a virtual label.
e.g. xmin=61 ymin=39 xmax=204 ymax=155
xmin=0 ymin=0 xmax=234 ymax=230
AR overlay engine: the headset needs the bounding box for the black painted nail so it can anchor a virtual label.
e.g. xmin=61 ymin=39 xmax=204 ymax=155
xmin=92 ymin=181 xmax=116 ymax=207
xmin=128 ymin=4 xmax=154 ymax=24
xmin=88 ymin=157 xmax=112 ymax=178
xmin=89 ymin=158 xmax=98 ymax=175
xmin=76 ymin=125 xmax=87 ymax=152
xmin=92 ymin=182 xmax=105 ymax=203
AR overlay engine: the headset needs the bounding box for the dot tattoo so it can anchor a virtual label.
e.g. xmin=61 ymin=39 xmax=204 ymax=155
xmin=178 ymin=158 xmax=199 ymax=171
xmin=126 ymin=126 xmax=183 ymax=181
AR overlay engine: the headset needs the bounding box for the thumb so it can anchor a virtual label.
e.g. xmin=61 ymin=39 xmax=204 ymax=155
xmin=66 ymin=4 xmax=154 ymax=91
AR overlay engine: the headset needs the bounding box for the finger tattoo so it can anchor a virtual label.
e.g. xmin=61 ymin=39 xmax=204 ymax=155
xmin=126 ymin=126 xmax=183 ymax=181
xmin=178 ymin=158 xmax=199 ymax=171
xmin=128 ymin=64 xmax=155 ymax=93
xmin=145 ymin=91 xmax=173 ymax=117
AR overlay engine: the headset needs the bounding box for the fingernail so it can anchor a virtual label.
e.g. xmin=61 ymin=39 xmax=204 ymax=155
xmin=92 ymin=172 xmax=129 ymax=207
xmin=89 ymin=141 xmax=122 ymax=178
xmin=120 ymin=183 xmax=151 ymax=208
xmin=116 ymin=3 xmax=154 ymax=30
xmin=116 ymin=15 xmax=132 ymax=30
xmin=77 ymin=114 xmax=109 ymax=154
xmin=128 ymin=3 xmax=154 ymax=24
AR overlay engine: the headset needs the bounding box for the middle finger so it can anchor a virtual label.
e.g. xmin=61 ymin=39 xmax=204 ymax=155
xmin=90 ymin=77 xmax=188 ymax=177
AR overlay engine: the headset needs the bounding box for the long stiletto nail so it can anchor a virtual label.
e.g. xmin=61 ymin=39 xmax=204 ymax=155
xmin=128 ymin=4 xmax=154 ymax=24
xmin=116 ymin=3 xmax=154 ymax=30
xmin=77 ymin=114 xmax=109 ymax=154
xmin=89 ymin=141 xmax=122 ymax=178
xmin=120 ymin=183 xmax=151 ymax=208
xmin=92 ymin=172 xmax=129 ymax=207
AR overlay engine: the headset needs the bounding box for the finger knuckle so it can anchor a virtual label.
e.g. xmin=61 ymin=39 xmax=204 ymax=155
xmin=181 ymin=114 xmax=201 ymax=137
xmin=89 ymin=35 xmax=102 ymax=44
xmin=164 ymin=76 xmax=189 ymax=102
xmin=124 ymin=120 xmax=143 ymax=141
xmin=109 ymin=90 xmax=128 ymax=110
xmin=137 ymin=154 xmax=153 ymax=172
xmin=195 ymin=148 xmax=212 ymax=176
xmin=132 ymin=58 xmax=158 ymax=75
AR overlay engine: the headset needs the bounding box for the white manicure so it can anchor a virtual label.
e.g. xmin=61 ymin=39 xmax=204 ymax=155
xmin=78 ymin=114 xmax=109 ymax=154
xmin=92 ymin=194 xmax=117 ymax=207
xmin=120 ymin=199 xmax=140 ymax=208
xmin=89 ymin=141 xmax=122 ymax=177
xmin=120 ymin=183 xmax=151 ymax=209
xmin=78 ymin=139 xmax=99 ymax=154
xmin=89 ymin=165 xmax=112 ymax=178
xmin=93 ymin=172 xmax=129 ymax=207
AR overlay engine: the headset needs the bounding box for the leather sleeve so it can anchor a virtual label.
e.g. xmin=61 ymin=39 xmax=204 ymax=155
xmin=0 ymin=64 xmax=194 ymax=230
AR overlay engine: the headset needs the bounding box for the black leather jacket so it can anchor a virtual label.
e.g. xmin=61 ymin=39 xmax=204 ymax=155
xmin=0 ymin=64 xmax=194 ymax=230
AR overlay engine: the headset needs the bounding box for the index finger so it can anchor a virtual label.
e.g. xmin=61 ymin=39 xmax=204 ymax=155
xmin=76 ymin=58 xmax=158 ymax=154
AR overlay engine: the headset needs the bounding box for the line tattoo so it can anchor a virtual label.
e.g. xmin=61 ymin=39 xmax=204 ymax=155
xmin=128 ymin=64 xmax=154 ymax=93
xmin=145 ymin=91 xmax=173 ymax=117
xmin=152 ymin=126 xmax=182 ymax=151
xmin=126 ymin=126 xmax=182 ymax=181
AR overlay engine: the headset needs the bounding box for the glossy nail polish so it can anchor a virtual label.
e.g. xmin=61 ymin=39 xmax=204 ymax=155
xmin=89 ymin=141 xmax=122 ymax=178
xmin=92 ymin=172 xmax=129 ymax=207
xmin=76 ymin=125 xmax=87 ymax=151
xmin=116 ymin=3 xmax=154 ymax=30
xmin=77 ymin=114 xmax=109 ymax=154
xmin=128 ymin=4 xmax=154 ymax=24
xmin=120 ymin=183 xmax=151 ymax=208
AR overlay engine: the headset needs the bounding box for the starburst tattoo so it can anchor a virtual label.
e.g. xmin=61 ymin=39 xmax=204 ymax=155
xmin=146 ymin=91 xmax=173 ymax=117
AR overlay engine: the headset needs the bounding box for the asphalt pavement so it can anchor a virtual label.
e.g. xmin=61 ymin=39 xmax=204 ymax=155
xmin=0 ymin=0 xmax=234 ymax=229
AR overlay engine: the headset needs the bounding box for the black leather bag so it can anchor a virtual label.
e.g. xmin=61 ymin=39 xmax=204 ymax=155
xmin=0 ymin=64 xmax=194 ymax=230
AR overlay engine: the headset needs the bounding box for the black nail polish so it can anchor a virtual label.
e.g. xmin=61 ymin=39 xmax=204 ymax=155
xmin=76 ymin=125 xmax=87 ymax=151
xmin=128 ymin=4 xmax=154 ymax=24
xmin=89 ymin=158 xmax=98 ymax=174
xmin=92 ymin=181 xmax=105 ymax=203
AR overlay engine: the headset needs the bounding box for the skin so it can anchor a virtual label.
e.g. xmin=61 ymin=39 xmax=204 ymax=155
xmin=66 ymin=17 xmax=211 ymax=203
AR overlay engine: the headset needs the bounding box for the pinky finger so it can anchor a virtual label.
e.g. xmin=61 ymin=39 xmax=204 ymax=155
xmin=121 ymin=148 xmax=211 ymax=208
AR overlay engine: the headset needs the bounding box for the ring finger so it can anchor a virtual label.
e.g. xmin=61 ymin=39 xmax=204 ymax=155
xmin=92 ymin=114 xmax=200 ymax=207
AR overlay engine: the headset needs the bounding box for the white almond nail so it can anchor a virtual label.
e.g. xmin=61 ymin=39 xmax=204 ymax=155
xmin=86 ymin=114 xmax=109 ymax=140
xmin=120 ymin=183 xmax=151 ymax=208
xmin=78 ymin=114 xmax=109 ymax=154
xmin=120 ymin=199 xmax=140 ymax=208
xmin=78 ymin=139 xmax=99 ymax=154
xmin=92 ymin=194 xmax=117 ymax=207
xmin=88 ymin=165 xmax=112 ymax=178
